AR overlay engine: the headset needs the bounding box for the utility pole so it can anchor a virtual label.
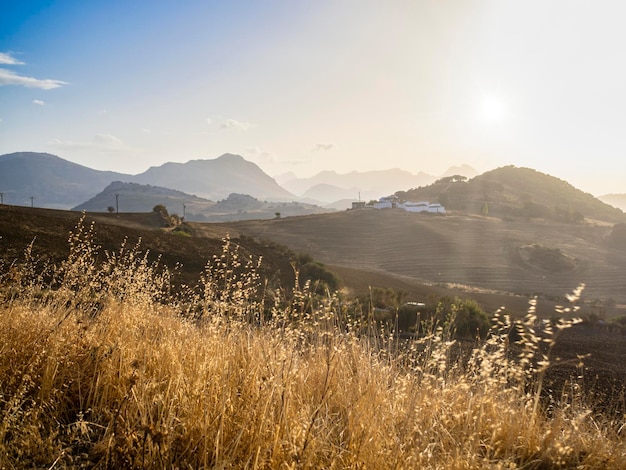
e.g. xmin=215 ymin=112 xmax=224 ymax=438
xmin=183 ymin=203 xmax=186 ymax=221
xmin=115 ymin=193 xmax=119 ymax=215
xmin=30 ymin=196 xmax=34 ymax=208
xmin=0 ymin=193 xmax=4 ymax=205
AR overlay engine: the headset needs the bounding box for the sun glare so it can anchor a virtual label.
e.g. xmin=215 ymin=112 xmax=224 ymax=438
xmin=480 ymin=96 xmax=505 ymax=121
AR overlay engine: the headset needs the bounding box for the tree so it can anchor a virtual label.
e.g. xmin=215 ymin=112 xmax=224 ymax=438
xmin=153 ymin=204 xmax=169 ymax=216
xmin=107 ymin=206 xmax=115 ymax=213
xmin=275 ymin=212 xmax=281 ymax=219
xmin=299 ymin=261 xmax=342 ymax=293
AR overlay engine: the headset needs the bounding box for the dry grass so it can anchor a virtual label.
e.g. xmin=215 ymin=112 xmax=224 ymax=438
xmin=1 ymin=218 xmax=625 ymax=468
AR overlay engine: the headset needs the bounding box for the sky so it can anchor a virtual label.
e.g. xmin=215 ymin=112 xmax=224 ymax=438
xmin=1 ymin=0 xmax=626 ymax=196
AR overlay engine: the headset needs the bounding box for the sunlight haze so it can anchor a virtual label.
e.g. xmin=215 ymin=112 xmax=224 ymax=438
xmin=1 ymin=1 xmax=625 ymax=195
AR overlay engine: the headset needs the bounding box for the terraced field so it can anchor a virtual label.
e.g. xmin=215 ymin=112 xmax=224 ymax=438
xmin=198 ymin=209 xmax=626 ymax=313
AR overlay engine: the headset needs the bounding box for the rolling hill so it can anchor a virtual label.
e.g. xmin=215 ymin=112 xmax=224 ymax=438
xmin=203 ymin=209 xmax=626 ymax=309
xmin=72 ymin=181 xmax=216 ymax=216
xmin=396 ymin=166 xmax=626 ymax=224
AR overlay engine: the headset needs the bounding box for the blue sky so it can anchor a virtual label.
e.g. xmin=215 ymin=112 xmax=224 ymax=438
xmin=1 ymin=1 xmax=626 ymax=195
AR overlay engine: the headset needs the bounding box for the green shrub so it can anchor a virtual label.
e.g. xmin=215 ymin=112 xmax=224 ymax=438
xmin=153 ymin=204 xmax=169 ymax=216
xmin=299 ymin=261 xmax=341 ymax=293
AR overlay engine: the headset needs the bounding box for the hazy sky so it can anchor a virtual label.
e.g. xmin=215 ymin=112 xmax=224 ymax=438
xmin=1 ymin=1 xmax=625 ymax=195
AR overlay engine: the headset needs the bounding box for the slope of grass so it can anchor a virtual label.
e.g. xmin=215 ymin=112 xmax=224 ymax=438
xmin=1 ymin=218 xmax=625 ymax=468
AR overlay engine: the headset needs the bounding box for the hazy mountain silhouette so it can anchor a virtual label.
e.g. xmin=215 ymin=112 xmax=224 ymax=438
xmin=131 ymin=153 xmax=295 ymax=201
xmin=0 ymin=152 xmax=296 ymax=209
xmin=300 ymin=184 xmax=380 ymax=204
xmin=598 ymin=194 xmax=626 ymax=212
xmin=0 ymin=152 xmax=128 ymax=208
xmin=397 ymin=166 xmax=625 ymax=223
xmin=281 ymin=166 xmax=478 ymax=203
xmin=440 ymin=164 xmax=479 ymax=179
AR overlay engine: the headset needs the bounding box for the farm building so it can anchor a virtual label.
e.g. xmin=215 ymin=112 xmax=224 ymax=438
xmin=367 ymin=196 xmax=446 ymax=214
xmin=401 ymin=201 xmax=446 ymax=214
xmin=372 ymin=195 xmax=399 ymax=209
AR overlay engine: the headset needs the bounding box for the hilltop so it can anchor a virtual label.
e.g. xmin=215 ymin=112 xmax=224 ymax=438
xmin=396 ymin=166 xmax=625 ymax=224
xmin=131 ymin=153 xmax=295 ymax=201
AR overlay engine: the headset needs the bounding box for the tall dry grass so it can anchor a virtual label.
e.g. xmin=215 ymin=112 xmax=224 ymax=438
xmin=0 ymin=218 xmax=625 ymax=468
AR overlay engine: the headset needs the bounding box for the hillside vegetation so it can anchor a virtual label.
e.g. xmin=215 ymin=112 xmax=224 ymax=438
xmin=397 ymin=166 xmax=625 ymax=224
xmin=1 ymin=217 xmax=625 ymax=468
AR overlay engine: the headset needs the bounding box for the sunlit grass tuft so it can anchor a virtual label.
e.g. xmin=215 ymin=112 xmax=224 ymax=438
xmin=0 ymin=217 xmax=624 ymax=468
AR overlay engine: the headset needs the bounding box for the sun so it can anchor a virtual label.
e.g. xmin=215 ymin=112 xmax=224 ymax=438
xmin=480 ymin=96 xmax=505 ymax=121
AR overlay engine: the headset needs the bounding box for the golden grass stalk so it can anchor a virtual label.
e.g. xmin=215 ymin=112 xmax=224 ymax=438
xmin=0 ymin=218 xmax=624 ymax=468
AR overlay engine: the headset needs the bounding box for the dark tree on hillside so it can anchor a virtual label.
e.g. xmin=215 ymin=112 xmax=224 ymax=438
xmin=153 ymin=204 xmax=169 ymax=216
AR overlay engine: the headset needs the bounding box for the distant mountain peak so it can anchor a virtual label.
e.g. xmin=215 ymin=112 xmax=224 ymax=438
xmin=131 ymin=154 xmax=294 ymax=201
xmin=216 ymin=153 xmax=245 ymax=160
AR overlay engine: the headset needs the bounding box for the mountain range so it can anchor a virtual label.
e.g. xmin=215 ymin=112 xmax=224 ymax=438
xmin=0 ymin=152 xmax=480 ymax=211
xmin=277 ymin=164 xmax=479 ymax=204
xmin=1 ymin=151 xmax=624 ymax=224
xmin=0 ymin=152 xmax=295 ymax=210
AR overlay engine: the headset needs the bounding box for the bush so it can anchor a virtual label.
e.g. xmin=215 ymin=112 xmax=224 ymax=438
xmin=153 ymin=204 xmax=169 ymax=216
xmin=450 ymin=298 xmax=490 ymax=339
xmin=299 ymin=261 xmax=341 ymax=293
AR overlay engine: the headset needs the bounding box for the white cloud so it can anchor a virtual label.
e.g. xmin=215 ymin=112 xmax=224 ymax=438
xmin=33 ymin=99 xmax=45 ymax=106
xmin=312 ymin=143 xmax=336 ymax=152
xmin=50 ymin=134 xmax=129 ymax=152
xmin=0 ymin=52 xmax=24 ymax=65
xmin=0 ymin=68 xmax=67 ymax=89
xmin=220 ymin=118 xmax=254 ymax=131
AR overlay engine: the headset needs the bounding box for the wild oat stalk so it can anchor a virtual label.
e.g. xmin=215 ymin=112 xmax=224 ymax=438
xmin=0 ymin=222 xmax=623 ymax=468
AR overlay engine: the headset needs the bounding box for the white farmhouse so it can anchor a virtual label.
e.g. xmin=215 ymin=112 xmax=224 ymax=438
xmin=401 ymin=201 xmax=445 ymax=213
xmin=372 ymin=195 xmax=399 ymax=209
xmin=369 ymin=196 xmax=445 ymax=214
